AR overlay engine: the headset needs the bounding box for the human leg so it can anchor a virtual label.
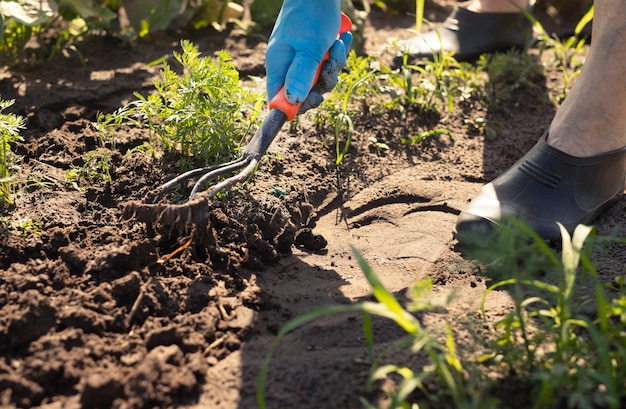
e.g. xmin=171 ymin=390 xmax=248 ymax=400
xmin=546 ymin=0 xmax=626 ymax=157
xmin=455 ymin=0 xmax=626 ymax=244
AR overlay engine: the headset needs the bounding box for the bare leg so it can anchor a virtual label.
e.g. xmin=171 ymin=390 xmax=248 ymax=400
xmin=547 ymin=0 xmax=626 ymax=156
xmin=455 ymin=0 xmax=626 ymax=244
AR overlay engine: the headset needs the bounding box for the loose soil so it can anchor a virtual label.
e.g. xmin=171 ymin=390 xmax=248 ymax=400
xmin=1 ymin=3 xmax=625 ymax=409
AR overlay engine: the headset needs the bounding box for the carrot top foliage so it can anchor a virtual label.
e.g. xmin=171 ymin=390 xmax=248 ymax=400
xmin=95 ymin=40 xmax=263 ymax=168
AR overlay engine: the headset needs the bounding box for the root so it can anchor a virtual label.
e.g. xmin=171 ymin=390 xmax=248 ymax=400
xmin=122 ymin=195 xmax=213 ymax=227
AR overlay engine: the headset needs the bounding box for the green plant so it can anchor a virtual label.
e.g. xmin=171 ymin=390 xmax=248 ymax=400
xmin=66 ymin=147 xmax=113 ymax=186
xmin=95 ymin=40 xmax=263 ymax=168
xmin=0 ymin=0 xmax=118 ymax=65
xmin=400 ymin=128 xmax=450 ymax=145
xmin=316 ymin=51 xmax=383 ymax=165
xmin=477 ymin=50 xmax=546 ymax=110
xmin=0 ymin=216 xmax=42 ymax=236
xmin=46 ymin=15 xmax=89 ymax=63
xmin=523 ymin=6 xmax=591 ymax=103
xmin=368 ymin=136 xmax=389 ymax=151
xmin=259 ymin=219 xmax=626 ymax=408
xmin=257 ymin=247 xmax=482 ymax=409
xmin=315 ymin=30 xmax=482 ymax=163
xmin=0 ymin=1 xmax=252 ymax=66
xmin=0 ymin=0 xmax=51 ymax=64
xmin=385 ymin=38 xmax=485 ymax=117
xmin=528 ymin=7 xmax=590 ymax=72
xmin=387 ymin=52 xmax=447 ymax=114
xmin=0 ymin=97 xmax=25 ymax=206
xmin=478 ymin=223 xmax=626 ymax=409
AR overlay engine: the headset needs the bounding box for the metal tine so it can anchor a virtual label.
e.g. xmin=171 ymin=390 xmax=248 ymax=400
xmin=152 ymin=156 xmax=250 ymax=203
xmin=185 ymin=109 xmax=288 ymax=200
xmin=158 ymin=157 xmax=245 ymax=192
xmin=188 ymin=155 xmax=254 ymax=200
xmin=203 ymin=157 xmax=259 ymax=199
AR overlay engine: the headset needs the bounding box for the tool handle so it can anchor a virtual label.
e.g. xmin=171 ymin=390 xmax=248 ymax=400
xmin=269 ymin=13 xmax=352 ymax=121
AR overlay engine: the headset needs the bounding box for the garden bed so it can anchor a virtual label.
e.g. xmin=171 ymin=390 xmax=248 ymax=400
xmin=0 ymin=3 xmax=624 ymax=409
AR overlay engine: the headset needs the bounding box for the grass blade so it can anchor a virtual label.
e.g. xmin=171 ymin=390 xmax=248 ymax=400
xmin=352 ymin=246 xmax=420 ymax=334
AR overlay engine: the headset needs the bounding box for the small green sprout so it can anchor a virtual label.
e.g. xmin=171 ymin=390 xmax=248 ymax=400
xmin=400 ymin=128 xmax=450 ymax=145
xmin=0 ymin=216 xmax=41 ymax=236
xmin=66 ymin=148 xmax=113 ymax=187
xmin=368 ymin=136 xmax=389 ymax=151
xmin=0 ymin=97 xmax=25 ymax=206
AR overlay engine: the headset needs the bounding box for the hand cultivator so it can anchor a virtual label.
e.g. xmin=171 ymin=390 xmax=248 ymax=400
xmin=123 ymin=15 xmax=352 ymax=227
xmin=154 ymin=107 xmax=289 ymax=204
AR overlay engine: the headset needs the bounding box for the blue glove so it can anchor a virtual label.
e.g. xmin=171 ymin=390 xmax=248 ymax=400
xmin=297 ymin=31 xmax=353 ymax=114
xmin=266 ymin=0 xmax=352 ymax=111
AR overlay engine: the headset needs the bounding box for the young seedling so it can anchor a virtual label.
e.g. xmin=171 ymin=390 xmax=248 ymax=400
xmin=66 ymin=148 xmax=113 ymax=188
xmin=317 ymin=51 xmax=383 ymax=165
xmin=0 ymin=97 xmax=25 ymax=207
xmin=400 ymin=128 xmax=451 ymax=145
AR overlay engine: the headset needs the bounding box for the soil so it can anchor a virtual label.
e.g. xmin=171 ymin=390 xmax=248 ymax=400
xmin=1 ymin=3 xmax=624 ymax=409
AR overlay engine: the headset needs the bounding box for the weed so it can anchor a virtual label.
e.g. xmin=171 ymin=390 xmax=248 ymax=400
xmin=476 ymin=224 xmax=626 ymax=409
xmin=385 ymin=52 xmax=450 ymax=114
xmin=400 ymin=128 xmax=450 ymax=145
xmin=478 ymin=50 xmax=545 ymax=110
xmin=258 ymin=220 xmax=626 ymax=408
xmin=0 ymin=216 xmax=41 ymax=236
xmin=95 ymin=40 xmax=264 ymax=168
xmin=315 ymin=48 xmax=480 ymax=163
xmin=66 ymin=148 xmax=113 ymax=187
xmin=529 ymin=9 xmax=588 ymax=73
xmin=316 ymin=51 xmax=383 ymax=165
xmin=13 ymin=217 xmax=42 ymax=236
xmin=523 ymin=7 xmax=590 ymax=103
xmin=368 ymin=136 xmax=389 ymax=151
xmin=269 ymin=185 xmax=287 ymax=197
xmin=386 ymin=26 xmax=486 ymax=117
xmin=47 ymin=17 xmax=89 ymax=64
xmin=0 ymin=97 xmax=25 ymax=207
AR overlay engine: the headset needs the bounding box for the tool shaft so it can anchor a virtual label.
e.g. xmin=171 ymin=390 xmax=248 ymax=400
xmin=242 ymin=109 xmax=288 ymax=160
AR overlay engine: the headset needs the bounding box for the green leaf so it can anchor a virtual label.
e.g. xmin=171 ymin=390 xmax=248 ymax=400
xmin=400 ymin=128 xmax=450 ymax=145
xmin=352 ymin=246 xmax=420 ymax=334
xmin=0 ymin=0 xmax=57 ymax=25
xmin=575 ymin=5 xmax=594 ymax=35
xmin=559 ymin=223 xmax=593 ymax=300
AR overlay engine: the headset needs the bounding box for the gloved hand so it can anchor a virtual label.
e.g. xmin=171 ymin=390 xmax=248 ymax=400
xmin=296 ymin=31 xmax=353 ymax=115
xmin=266 ymin=0 xmax=352 ymax=113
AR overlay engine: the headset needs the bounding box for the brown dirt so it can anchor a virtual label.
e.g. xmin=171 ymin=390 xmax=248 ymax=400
xmin=0 ymin=4 xmax=624 ymax=409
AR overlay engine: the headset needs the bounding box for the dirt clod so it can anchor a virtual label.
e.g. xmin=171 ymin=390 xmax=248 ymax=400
xmin=0 ymin=290 xmax=57 ymax=352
